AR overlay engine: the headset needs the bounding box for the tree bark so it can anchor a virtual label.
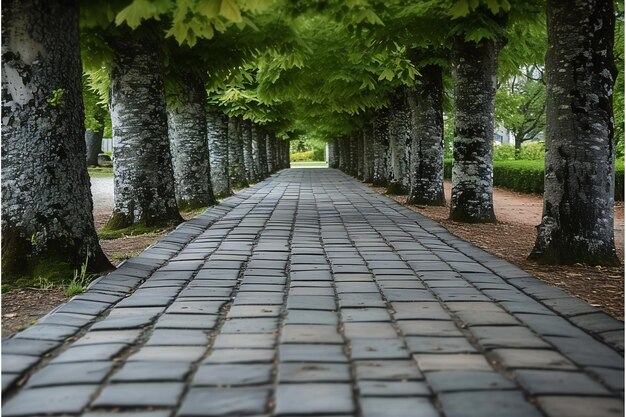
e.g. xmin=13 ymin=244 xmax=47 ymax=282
xmin=227 ymin=116 xmax=248 ymax=189
xmin=251 ymin=124 xmax=268 ymax=180
xmin=1 ymin=0 xmax=112 ymax=281
xmin=85 ymin=128 xmax=104 ymax=167
xmin=106 ymin=28 xmax=182 ymax=230
xmin=449 ymin=36 xmax=498 ymax=222
xmin=407 ymin=65 xmax=446 ymax=206
xmin=356 ymin=130 xmax=365 ymax=179
xmin=167 ymin=72 xmax=216 ymax=210
xmin=328 ymin=139 xmax=339 ymax=169
xmin=207 ymin=111 xmax=231 ymax=198
xmin=362 ymin=124 xmax=374 ymax=183
xmin=387 ymin=89 xmax=410 ymax=195
xmin=241 ymin=119 xmax=257 ymax=182
xmin=337 ymin=137 xmax=347 ymax=172
xmin=529 ymin=0 xmax=619 ymax=265
xmin=373 ymin=109 xmax=390 ymax=187
xmin=266 ymin=132 xmax=276 ymax=173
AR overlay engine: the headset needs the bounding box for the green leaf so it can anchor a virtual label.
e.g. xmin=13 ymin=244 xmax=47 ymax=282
xmin=450 ymin=0 xmax=470 ymax=19
xmin=220 ymin=0 xmax=242 ymax=22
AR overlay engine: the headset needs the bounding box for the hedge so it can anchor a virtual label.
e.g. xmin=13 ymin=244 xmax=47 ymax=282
xmin=444 ymin=159 xmax=624 ymax=201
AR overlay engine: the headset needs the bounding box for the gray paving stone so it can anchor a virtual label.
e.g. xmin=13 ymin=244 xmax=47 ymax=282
xmin=213 ymin=333 xmax=276 ymax=349
xmin=2 ymin=385 xmax=99 ymax=416
xmin=11 ymin=324 xmax=78 ymax=341
xmin=93 ymin=382 xmax=184 ymax=407
xmin=398 ymin=320 xmax=462 ymax=337
xmin=414 ymin=354 xmax=493 ymax=372
xmin=279 ymin=344 xmax=348 ymax=363
xmin=287 ymin=295 xmax=336 ymax=310
xmin=470 ymin=326 xmax=551 ymax=349
xmin=221 ymin=318 xmax=279 ymax=333
xmin=73 ymin=330 xmax=142 ymax=346
xmin=358 ymin=380 xmax=430 ymax=396
xmin=586 ymin=367 xmax=624 ymax=391
xmin=342 ymin=308 xmax=391 ymax=322
xmin=439 ymin=390 xmax=543 ymax=417
xmin=354 ymin=360 xmax=423 ymax=380
xmin=193 ymin=364 xmax=273 ymax=386
xmin=491 ymin=349 xmax=576 ymax=370
xmin=391 ymin=302 xmax=450 ymax=320
xmin=406 ymin=337 xmax=477 ymax=354
xmin=203 ymin=348 xmax=275 ymax=364
xmin=426 ymin=370 xmax=516 ymax=392
xmin=178 ymin=387 xmax=270 ymax=416
xmin=50 ymin=343 xmax=126 ymax=364
xmin=91 ymin=308 xmax=163 ymax=330
xmin=351 ymin=339 xmax=410 ymax=359
xmin=360 ymin=397 xmax=439 ymax=417
xmin=2 ymin=354 xmax=40 ymax=373
xmin=111 ymin=361 xmax=191 ymax=382
xmin=128 ymin=346 xmax=205 ymax=362
xmin=166 ymin=300 xmax=225 ymax=314
xmin=338 ymin=293 xmax=387 ymax=308
xmin=145 ymin=329 xmax=209 ymax=346
xmin=514 ymin=370 xmax=610 ymax=395
xmin=25 ymin=362 xmax=112 ymax=387
xmin=278 ymin=362 xmax=351 ymax=382
xmin=536 ymin=396 xmax=624 ymax=417
xmin=155 ymin=313 xmax=218 ymax=330
xmin=281 ymin=324 xmax=343 ymax=344
xmin=1 ymin=339 xmax=59 ymax=356
xmin=274 ymin=383 xmax=354 ymax=415
xmin=286 ymin=309 xmax=339 ymax=325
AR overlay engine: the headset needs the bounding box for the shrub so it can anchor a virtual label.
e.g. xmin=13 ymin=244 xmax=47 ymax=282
xmin=518 ymin=141 xmax=545 ymax=160
xmin=493 ymin=144 xmax=516 ymax=161
xmin=290 ymin=150 xmax=315 ymax=162
xmin=444 ymin=158 xmax=624 ymax=201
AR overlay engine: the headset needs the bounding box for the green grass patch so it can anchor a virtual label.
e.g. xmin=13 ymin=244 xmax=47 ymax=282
xmin=290 ymin=161 xmax=328 ymax=167
xmin=444 ymin=159 xmax=624 ymax=201
xmin=111 ymin=251 xmax=140 ymax=261
xmin=98 ymin=224 xmax=167 ymax=240
xmin=88 ymin=167 xmax=113 ymax=178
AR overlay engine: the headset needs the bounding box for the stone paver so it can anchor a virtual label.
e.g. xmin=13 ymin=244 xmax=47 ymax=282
xmin=2 ymin=169 xmax=623 ymax=416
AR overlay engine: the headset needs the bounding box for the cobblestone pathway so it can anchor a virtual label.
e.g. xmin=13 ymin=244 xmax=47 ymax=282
xmin=2 ymin=169 xmax=624 ymax=417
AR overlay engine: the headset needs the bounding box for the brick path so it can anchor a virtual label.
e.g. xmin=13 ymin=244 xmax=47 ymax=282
xmin=2 ymin=169 xmax=624 ymax=417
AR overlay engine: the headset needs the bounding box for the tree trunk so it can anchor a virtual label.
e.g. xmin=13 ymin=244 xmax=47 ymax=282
xmin=167 ymin=72 xmax=216 ymax=211
xmin=241 ymin=119 xmax=257 ymax=182
xmin=85 ymin=128 xmax=104 ymax=167
xmin=363 ymin=124 xmax=374 ymax=182
xmin=1 ymin=0 xmax=112 ymax=281
xmin=227 ymin=116 xmax=248 ymax=189
xmin=207 ymin=111 xmax=231 ymax=198
xmin=283 ymin=140 xmax=291 ymax=169
xmin=407 ymin=65 xmax=446 ymax=206
xmin=266 ymin=132 xmax=276 ymax=173
xmin=106 ymin=28 xmax=182 ymax=230
xmin=348 ymin=134 xmax=357 ymax=176
xmin=529 ymin=0 xmax=619 ymax=265
xmin=328 ymin=139 xmax=339 ymax=169
xmin=251 ymin=124 xmax=268 ymax=180
xmin=373 ymin=109 xmax=390 ymax=186
xmin=357 ymin=130 xmax=365 ymax=179
xmin=449 ymin=36 xmax=498 ymax=223
xmin=387 ymin=89 xmax=410 ymax=194
xmin=337 ymin=138 xmax=347 ymax=172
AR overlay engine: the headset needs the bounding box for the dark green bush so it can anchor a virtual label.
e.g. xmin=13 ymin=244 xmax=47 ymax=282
xmin=444 ymin=159 xmax=624 ymax=201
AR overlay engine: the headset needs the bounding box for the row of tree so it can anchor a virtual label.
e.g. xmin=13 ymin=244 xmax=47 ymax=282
xmin=1 ymin=0 xmax=622 ymax=284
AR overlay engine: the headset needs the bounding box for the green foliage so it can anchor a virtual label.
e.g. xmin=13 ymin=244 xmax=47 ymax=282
xmin=518 ymin=141 xmax=544 ymax=160
xmin=291 ymin=150 xmax=319 ymax=162
xmin=65 ymin=257 xmax=91 ymax=297
xmin=88 ymin=167 xmax=114 ymax=178
xmin=47 ymin=89 xmax=65 ymax=107
xmin=493 ymin=144 xmax=515 ymax=160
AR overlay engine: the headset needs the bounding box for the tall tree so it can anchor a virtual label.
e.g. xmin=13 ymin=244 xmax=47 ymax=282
xmin=387 ymin=88 xmax=410 ymax=195
xmin=407 ymin=65 xmax=446 ymax=206
xmin=228 ymin=116 xmax=249 ymax=188
xmin=372 ymin=108 xmax=390 ymax=187
xmin=105 ymin=25 xmax=182 ymax=230
xmin=241 ymin=119 xmax=257 ymax=181
xmin=167 ymin=66 xmax=217 ymax=210
xmin=529 ymin=0 xmax=619 ymax=265
xmin=207 ymin=111 xmax=232 ymax=198
xmin=1 ymin=0 xmax=111 ymax=281
xmin=252 ymin=124 xmax=269 ymax=179
xmin=449 ymin=35 xmax=499 ymax=222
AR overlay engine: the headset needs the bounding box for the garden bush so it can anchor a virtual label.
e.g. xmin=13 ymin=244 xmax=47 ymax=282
xmin=518 ymin=141 xmax=545 ymax=160
xmin=493 ymin=144 xmax=516 ymax=161
xmin=444 ymin=158 xmax=624 ymax=201
xmin=290 ymin=150 xmax=316 ymax=162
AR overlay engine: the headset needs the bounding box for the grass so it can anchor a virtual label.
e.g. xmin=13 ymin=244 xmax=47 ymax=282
xmin=290 ymin=161 xmax=328 ymax=167
xmin=98 ymin=225 xmax=166 ymax=240
xmin=111 ymin=251 xmax=140 ymax=261
xmin=64 ymin=259 xmax=91 ymax=297
xmin=88 ymin=166 xmax=113 ymax=178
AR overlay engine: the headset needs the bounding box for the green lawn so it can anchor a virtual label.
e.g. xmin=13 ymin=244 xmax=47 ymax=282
xmin=88 ymin=167 xmax=113 ymax=178
xmin=290 ymin=161 xmax=328 ymax=167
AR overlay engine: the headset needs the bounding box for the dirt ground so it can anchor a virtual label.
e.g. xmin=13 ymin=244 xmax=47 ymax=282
xmin=373 ymin=181 xmax=624 ymax=320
